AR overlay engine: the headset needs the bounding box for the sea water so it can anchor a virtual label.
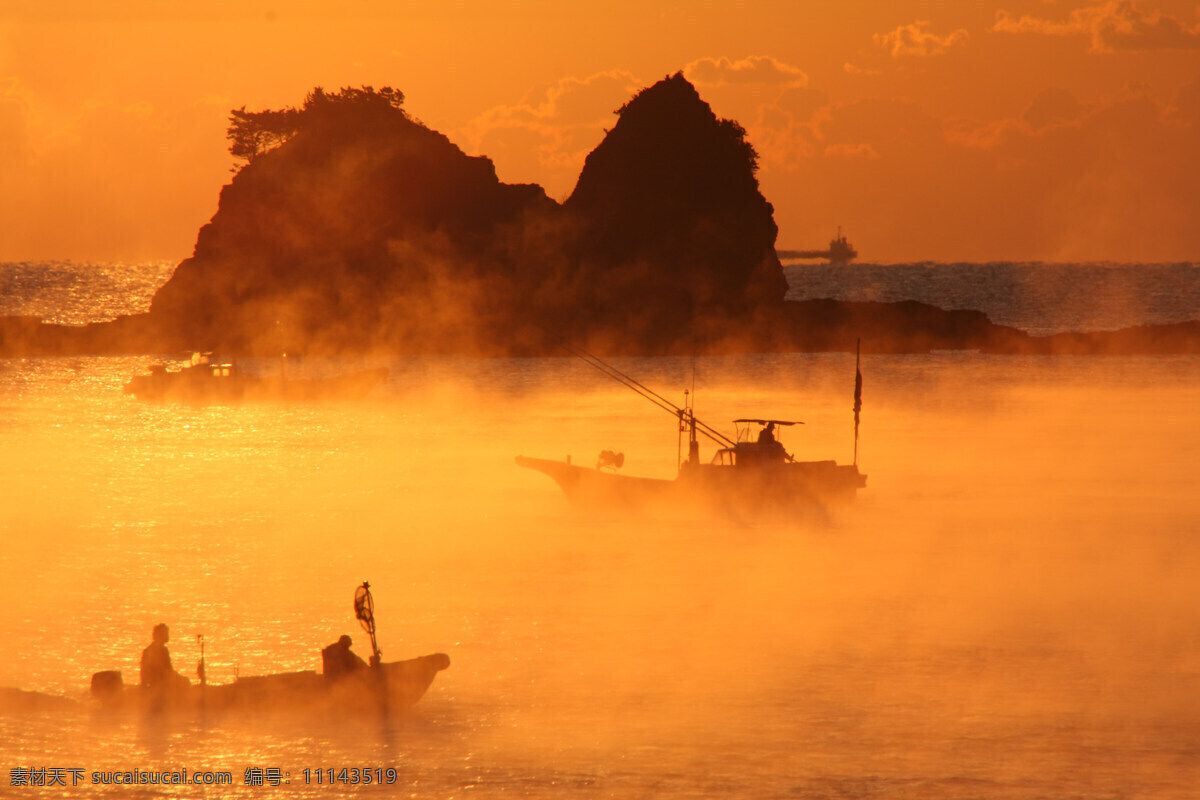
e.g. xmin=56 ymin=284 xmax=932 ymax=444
xmin=785 ymin=261 xmax=1200 ymax=336
xmin=0 ymin=262 xmax=1198 ymax=798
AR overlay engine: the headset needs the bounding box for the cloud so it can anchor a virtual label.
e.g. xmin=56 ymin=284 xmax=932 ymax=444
xmin=844 ymin=62 xmax=882 ymax=77
xmin=874 ymin=20 xmax=969 ymax=57
xmin=823 ymin=143 xmax=881 ymax=159
xmin=726 ymin=83 xmax=831 ymax=172
xmin=0 ymin=78 xmax=31 ymax=169
xmin=683 ymin=56 xmax=808 ymax=88
xmin=782 ymin=90 xmax=1200 ymax=260
xmin=460 ymin=62 xmax=814 ymax=197
xmin=994 ymin=1 xmax=1200 ymax=53
xmin=1173 ymin=75 xmax=1200 ymax=124
xmin=457 ymin=71 xmax=643 ymax=198
xmin=819 ymin=98 xmax=945 ymax=155
xmin=943 ymin=117 xmax=1029 ymax=151
xmin=748 ymin=104 xmax=825 ymax=169
xmin=532 ymin=72 xmax=645 ymax=126
xmin=1023 ymin=87 xmax=1088 ymax=129
xmin=0 ymin=91 xmax=231 ymax=261
xmin=776 ymin=86 xmax=831 ymax=121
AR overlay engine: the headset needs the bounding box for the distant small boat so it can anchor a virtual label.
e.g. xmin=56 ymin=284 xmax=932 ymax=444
xmin=124 ymin=352 xmax=387 ymax=403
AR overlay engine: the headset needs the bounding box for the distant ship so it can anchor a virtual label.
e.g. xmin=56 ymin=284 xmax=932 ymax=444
xmin=777 ymin=227 xmax=858 ymax=264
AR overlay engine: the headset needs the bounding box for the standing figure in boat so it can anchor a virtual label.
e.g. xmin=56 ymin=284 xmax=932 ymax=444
xmin=140 ymin=623 xmax=190 ymax=691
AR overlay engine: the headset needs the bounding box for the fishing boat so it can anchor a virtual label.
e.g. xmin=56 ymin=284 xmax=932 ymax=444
xmin=87 ymin=583 xmax=450 ymax=716
xmin=516 ymin=348 xmax=867 ymax=512
xmin=123 ymin=352 xmax=388 ymax=404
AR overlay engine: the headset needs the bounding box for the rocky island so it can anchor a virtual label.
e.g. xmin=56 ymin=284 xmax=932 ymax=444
xmin=2 ymin=75 xmax=1198 ymax=357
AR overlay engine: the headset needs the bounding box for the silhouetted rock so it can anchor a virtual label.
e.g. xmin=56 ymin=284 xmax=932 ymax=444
xmin=143 ymin=77 xmax=787 ymax=354
xmin=2 ymin=81 xmax=1198 ymax=358
xmin=136 ymin=78 xmax=789 ymax=354
xmin=564 ymin=72 xmax=787 ymax=344
xmin=149 ymin=87 xmax=559 ymax=354
xmin=772 ymin=300 xmax=1030 ymax=354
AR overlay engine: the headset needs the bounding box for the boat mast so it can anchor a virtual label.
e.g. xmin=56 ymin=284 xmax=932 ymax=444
xmin=689 ymin=409 xmax=699 ymax=466
xmin=678 ymin=357 xmax=700 ymax=469
xmin=689 ymin=356 xmax=698 ymax=466
xmin=196 ymin=634 xmax=206 ymax=686
xmin=677 ymin=391 xmax=700 ymax=469
xmin=853 ymin=338 xmax=863 ymax=467
xmin=354 ymin=581 xmax=382 ymax=668
xmin=677 ymin=391 xmax=687 ymax=469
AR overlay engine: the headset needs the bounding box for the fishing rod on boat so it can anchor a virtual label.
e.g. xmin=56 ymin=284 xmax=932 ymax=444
xmin=565 ymin=346 xmax=682 ymax=417
xmin=354 ymin=581 xmax=382 ymax=668
xmin=564 ymin=346 xmax=735 ymax=448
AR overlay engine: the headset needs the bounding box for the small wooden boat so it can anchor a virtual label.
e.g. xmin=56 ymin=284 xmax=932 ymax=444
xmin=88 ymin=653 xmax=449 ymax=716
xmin=88 ymin=582 xmax=449 ymax=717
xmin=124 ymin=353 xmax=387 ymax=404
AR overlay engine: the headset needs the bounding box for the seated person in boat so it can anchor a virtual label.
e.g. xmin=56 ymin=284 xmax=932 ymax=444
xmin=755 ymin=422 xmax=791 ymax=461
xmin=140 ymin=623 xmax=191 ymax=691
xmin=757 ymin=422 xmax=778 ymax=445
xmin=321 ymin=635 xmax=368 ymax=680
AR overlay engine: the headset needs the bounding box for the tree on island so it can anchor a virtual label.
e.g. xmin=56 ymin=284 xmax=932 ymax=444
xmin=227 ymin=85 xmax=406 ymax=166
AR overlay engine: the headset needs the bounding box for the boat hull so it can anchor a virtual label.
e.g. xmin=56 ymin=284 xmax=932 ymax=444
xmin=514 ymin=456 xmax=673 ymax=505
xmin=516 ymin=455 xmax=865 ymax=512
xmin=90 ymin=653 xmax=450 ymax=717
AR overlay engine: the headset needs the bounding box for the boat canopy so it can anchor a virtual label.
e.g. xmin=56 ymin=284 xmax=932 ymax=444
xmin=733 ymin=418 xmax=803 ymax=444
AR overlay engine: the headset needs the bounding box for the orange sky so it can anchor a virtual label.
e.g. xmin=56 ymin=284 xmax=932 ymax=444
xmin=1 ymin=0 xmax=1198 ymax=263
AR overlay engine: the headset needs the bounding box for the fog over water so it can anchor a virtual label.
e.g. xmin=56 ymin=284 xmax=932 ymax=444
xmin=2 ymin=349 xmax=1198 ymax=798
xmin=1 ymin=263 xmax=1199 ymax=797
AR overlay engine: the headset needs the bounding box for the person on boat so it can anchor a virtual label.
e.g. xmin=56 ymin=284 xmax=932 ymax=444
xmin=140 ymin=623 xmax=190 ymax=691
xmin=321 ymin=635 xmax=368 ymax=680
xmin=757 ymin=422 xmax=777 ymax=445
xmin=755 ymin=421 xmax=791 ymax=461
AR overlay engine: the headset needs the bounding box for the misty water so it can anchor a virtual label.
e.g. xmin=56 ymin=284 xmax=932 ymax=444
xmin=2 ymin=263 xmax=1199 ymax=798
